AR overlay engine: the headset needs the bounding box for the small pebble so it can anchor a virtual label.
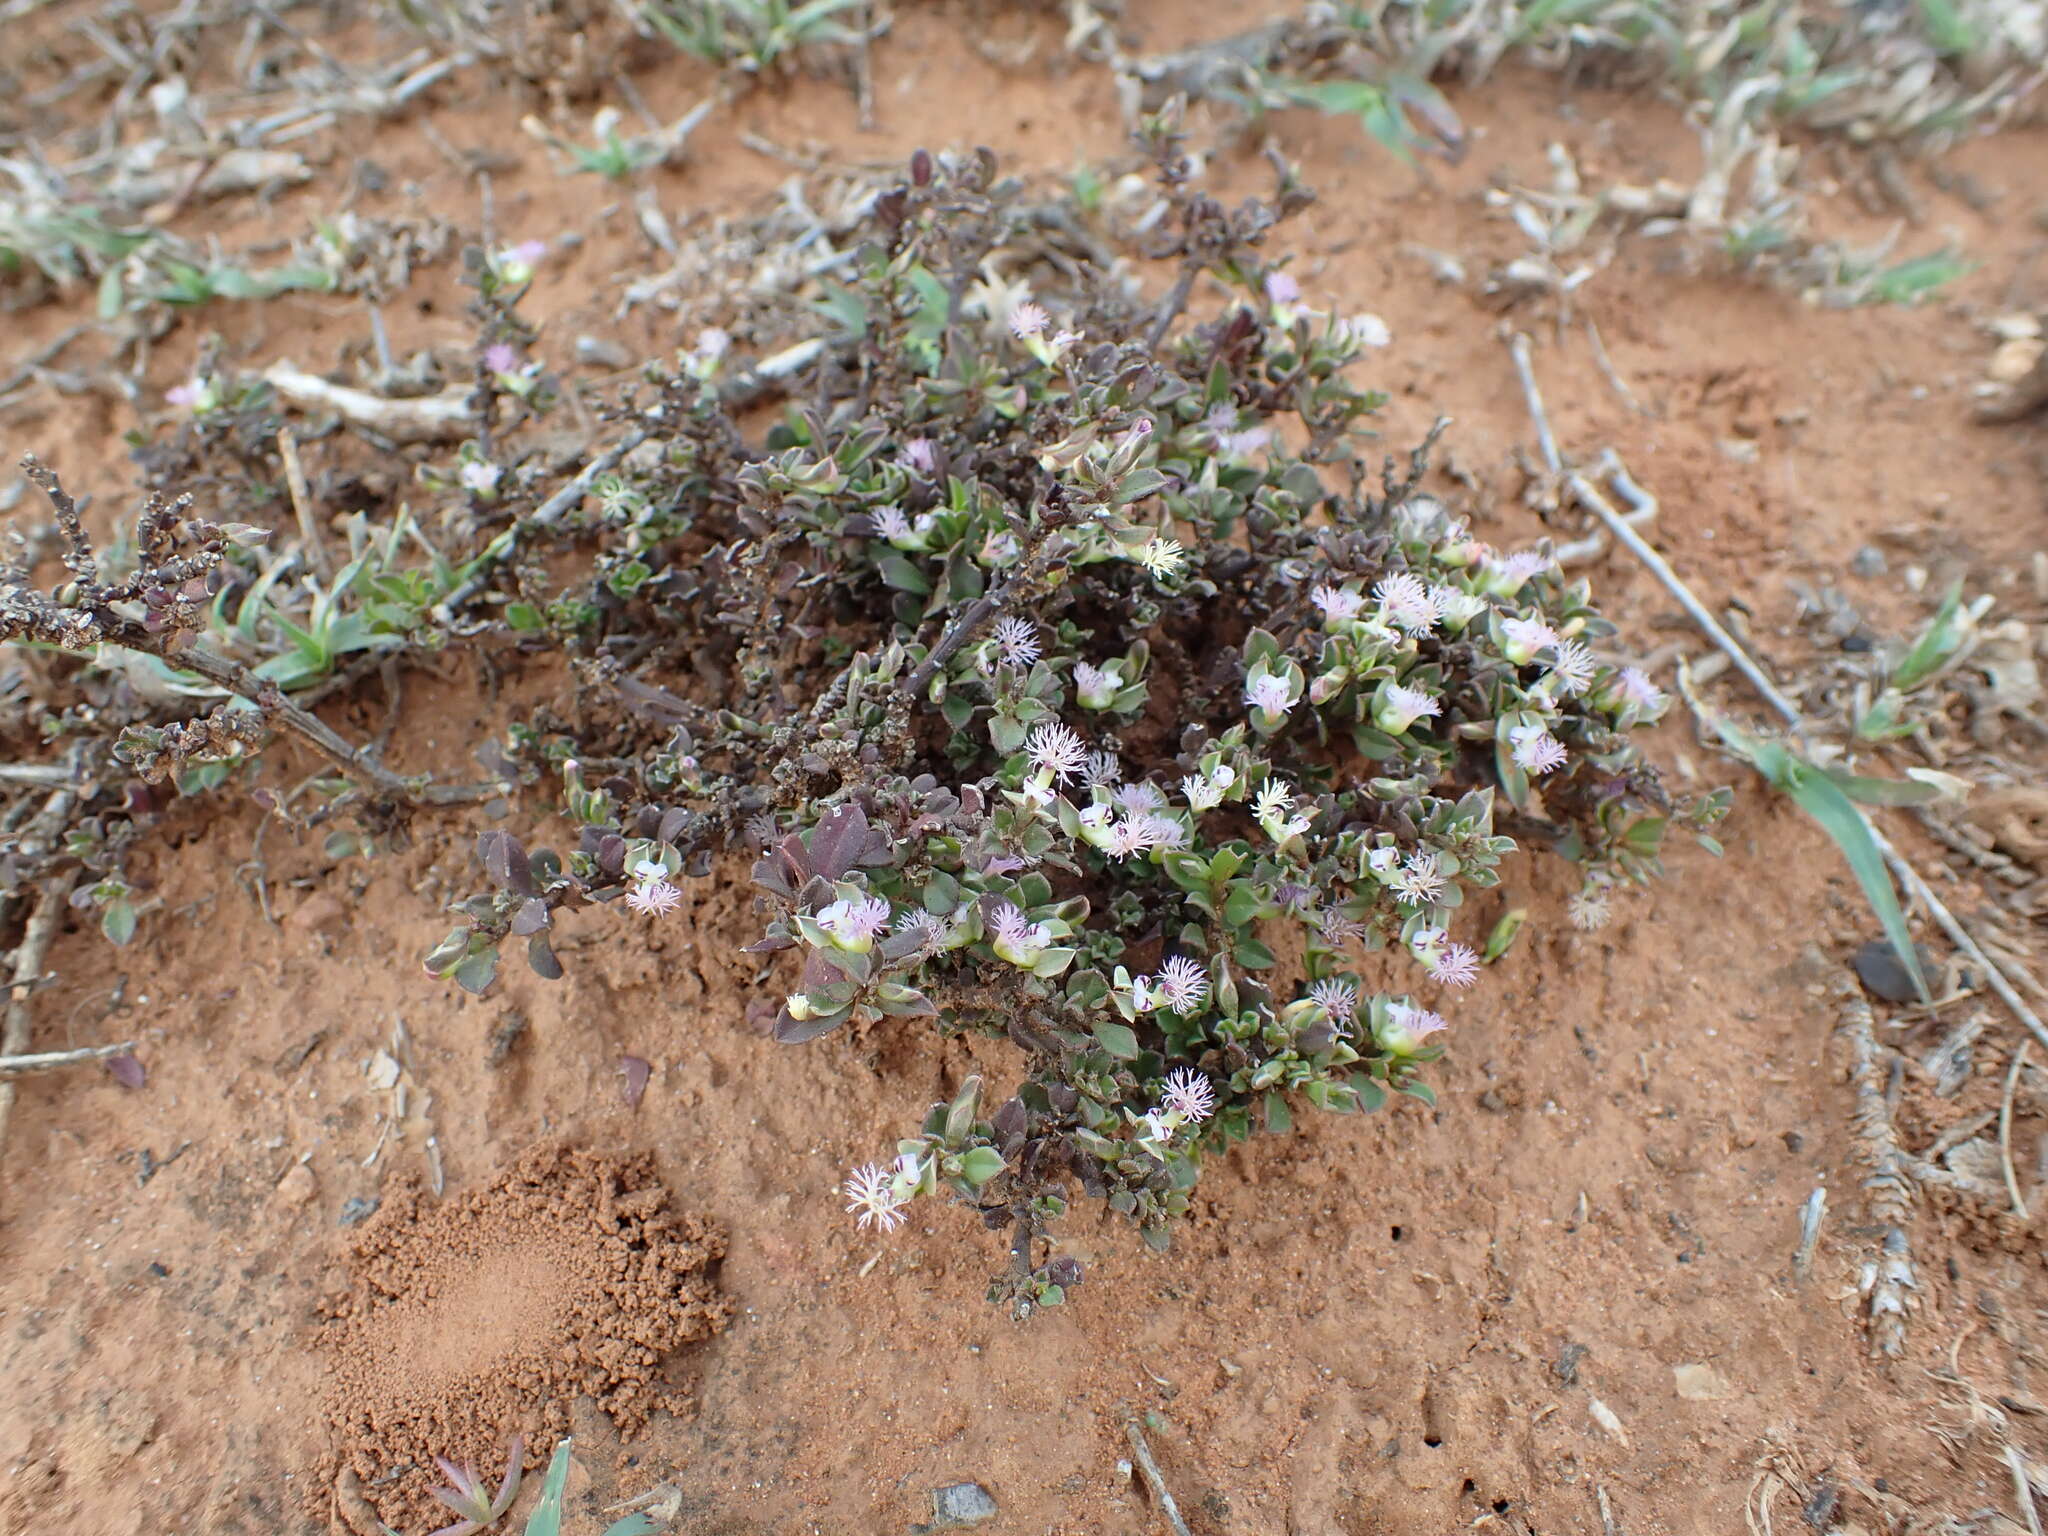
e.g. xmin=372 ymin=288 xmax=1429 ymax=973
xmin=275 ymin=1163 xmax=317 ymax=1207
xmin=1849 ymin=546 xmax=1887 ymax=577
xmin=337 ymin=1196 xmax=380 ymax=1227
xmin=931 ymin=1482 xmax=998 ymax=1528
xmin=575 ymin=335 xmax=633 ymax=369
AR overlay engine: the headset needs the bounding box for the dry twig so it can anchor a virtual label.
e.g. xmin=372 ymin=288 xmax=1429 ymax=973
xmin=2002 ymin=1041 xmax=2031 ymax=1218
xmin=0 ymin=870 xmax=79 ymax=1159
xmin=0 ymin=1041 xmax=140 ymax=1079
xmin=1124 ymin=1419 xmax=1195 ymax=1536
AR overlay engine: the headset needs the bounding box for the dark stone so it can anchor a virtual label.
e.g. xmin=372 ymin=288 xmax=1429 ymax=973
xmin=1853 ymin=938 xmax=1930 ymax=1003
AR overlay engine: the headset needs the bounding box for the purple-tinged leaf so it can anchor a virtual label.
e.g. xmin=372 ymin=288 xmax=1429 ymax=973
xmin=618 ymin=1056 xmax=651 ymax=1109
xmin=806 ymin=803 xmax=869 ymax=881
xmin=509 ymin=898 xmax=551 ymax=936
xmin=773 ymin=1006 xmax=849 ymax=1044
xmin=597 ymin=835 xmax=627 ymax=878
xmin=106 ymin=1053 xmax=146 ymax=1090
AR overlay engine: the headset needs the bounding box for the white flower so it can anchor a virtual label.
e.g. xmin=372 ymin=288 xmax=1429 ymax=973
xmin=1341 ymin=313 xmax=1391 ymax=348
xmin=1254 ymin=780 xmax=1312 ymax=843
xmin=1137 ymin=537 xmax=1185 ymax=578
xmin=844 ymin=1164 xmax=909 ymax=1233
xmin=1568 ymin=885 xmax=1613 ymax=931
xmin=625 ymin=878 xmax=681 ymax=917
xmin=459 ymin=460 xmax=502 ymax=493
xmin=1546 ymin=639 xmax=1597 ymax=696
xmin=1222 ymin=426 xmax=1270 ymax=459
xmin=1103 ymin=817 xmax=1155 ymax=860
xmin=1433 ymin=586 xmax=1489 ymax=630
xmin=872 ymin=505 xmax=913 ymax=542
xmin=1374 ymin=573 xmax=1442 ymax=635
xmin=1487 ymin=549 xmax=1553 ymax=592
xmin=1073 ymin=661 xmax=1118 ymax=710
xmin=1376 ymin=682 xmax=1441 ymax=735
xmin=1153 ymin=955 xmax=1210 ymax=1014
xmin=1367 ymin=845 xmax=1400 ymax=877
xmin=1026 ymin=721 xmax=1089 ymax=784
xmin=1082 ymin=750 xmax=1123 ymax=787
xmin=993 ymin=616 xmax=1041 ymax=667
xmin=1182 ymin=771 xmax=1225 ymax=813
xmin=1008 ymin=301 xmax=1049 ymax=339
xmin=1312 ymin=584 xmax=1367 ymax=625
xmin=1138 ymin=1109 xmax=1176 ymax=1145
xmin=1508 ymin=724 xmax=1569 ymax=775
xmin=1160 ymin=1067 xmax=1216 ymax=1122
xmin=631 ymin=858 xmax=668 ymax=884
xmin=1246 ymin=673 xmax=1294 ymax=718
xmin=1394 ymin=852 xmax=1446 ymax=907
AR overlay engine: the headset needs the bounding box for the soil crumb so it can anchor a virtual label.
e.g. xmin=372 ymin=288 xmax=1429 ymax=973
xmin=319 ymin=1142 xmax=730 ymax=1527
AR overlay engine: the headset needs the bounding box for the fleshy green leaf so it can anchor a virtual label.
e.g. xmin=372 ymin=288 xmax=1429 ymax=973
xmin=522 ymin=1439 xmax=573 ymax=1536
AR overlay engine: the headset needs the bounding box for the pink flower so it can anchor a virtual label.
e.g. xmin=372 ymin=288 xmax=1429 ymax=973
xmin=1008 ymin=301 xmax=1048 ymax=339
xmin=484 ymin=343 xmax=520 ymax=375
xmin=1500 ymin=616 xmax=1559 ymax=664
xmin=1160 ymin=1067 xmax=1216 ymax=1122
xmin=1619 ymin=666 xmax=1666 ymax=711
xmin=1427 ymin=943 xmax=1480 ymax=989
xmin=1312 ymin=584 xmax=1366 ymax=624
xmin=1153 ymin=955 xmax=1210 ymax=1014
xmin=1264 ymin=271 xmax=1300 ymax=305
xmin=1309 ymin=978 xmax=1358 ymax=1024
xmin=816 ymin=894 xmax=892 ymax=948
xmin=901 ymin=437 xmax=937 ymax=474
xmin=512 ymin=240 xmax=547 ymax=265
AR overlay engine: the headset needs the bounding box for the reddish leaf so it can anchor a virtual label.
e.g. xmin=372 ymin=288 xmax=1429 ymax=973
xmin=106 ymin=1053 xmax=146 ymax=1090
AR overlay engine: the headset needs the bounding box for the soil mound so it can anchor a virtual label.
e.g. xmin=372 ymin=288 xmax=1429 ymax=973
xmin=319 ymin=1142 xmax=730 ymax=1528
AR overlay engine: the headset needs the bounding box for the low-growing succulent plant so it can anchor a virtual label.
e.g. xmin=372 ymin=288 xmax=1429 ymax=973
xmin=404 ymin=117 xmax=1727 ymax=1311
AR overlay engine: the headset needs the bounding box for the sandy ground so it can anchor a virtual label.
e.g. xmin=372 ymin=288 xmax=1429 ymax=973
xmin=2 ymin=3 xmax=2047 ymax=1533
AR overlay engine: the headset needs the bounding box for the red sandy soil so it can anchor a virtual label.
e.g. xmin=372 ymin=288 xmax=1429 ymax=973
xmin=2 ymin=3 xmax=2046 ymax=1533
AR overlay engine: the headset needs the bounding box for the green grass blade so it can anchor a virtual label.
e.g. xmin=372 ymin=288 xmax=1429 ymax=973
xmin=523 ymin=1439 xmax=573 ymax=1536
xmin=1780 ymin=763 xmax=1930 ymax=1004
